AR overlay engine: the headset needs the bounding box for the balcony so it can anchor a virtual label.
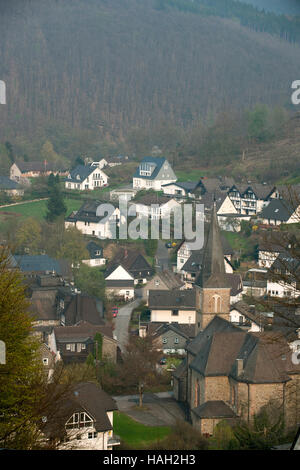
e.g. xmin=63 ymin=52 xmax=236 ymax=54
xmin=108 ymin=434 xmax=120 ymax=446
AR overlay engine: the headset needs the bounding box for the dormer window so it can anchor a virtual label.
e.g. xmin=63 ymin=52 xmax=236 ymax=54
xmin=76 ymin=174 xmax=80 ymax=180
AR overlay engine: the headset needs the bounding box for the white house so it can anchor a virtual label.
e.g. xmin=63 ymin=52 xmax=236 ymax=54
xmin=42 ymin=382 xmax=120 ymax=450
xmin=229 ymin=301 xmax=272 ymax=332
xmin=161 ymin=180 xmax=202 ymax=199
xmin=260 ymin=198 xmax=300 ymax=226
xmin=65 ymin=200 xmax=122 ymax=239
xmin=129 ymin=194 xmax=181 ymax=220
xmin=133 ymin=156 xmax=177 ymax=191
xmin=65 ymin=164 xmax=109 ymax=191
xmin=228 ymin=183 xmax=278 ymax=215
xmin=148 ymin=289 xmax=197 ymax=325
xmin=105 ymin=265 xmax=135 ymax=301
xmin=82 ymin=241 xmax=106 ymax=267
xmin=91 ymin=159 xmax=108 ymax=170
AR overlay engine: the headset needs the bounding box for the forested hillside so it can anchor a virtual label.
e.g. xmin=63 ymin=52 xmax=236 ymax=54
xmin=0 ymin=0 xmax=300 ymax=167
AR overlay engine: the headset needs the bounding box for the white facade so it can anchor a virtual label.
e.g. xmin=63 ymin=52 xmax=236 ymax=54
xmin=133 ymin=198 xmax=180 ymax=220
xmin=65 ymin=166 xmax=109 ymax=191
xmin=267 ymin=280 xmax=300 ymax=298
xmin=229 ymin=309 xmax=261 ymax=332
xmin=150 ymin=308 xmax=196 ymax=324
xmin=65 ymin=207 xmax=122 ymax=239
xmin=133 ymin=159 xmax=177 ymax=191
xmin=58 ymin=411 xmax=119 ymax=450
xmin=82 ymin=257 xmax=106 ymax=267
xmin=258 ymin=250 xmax=280 ymax=269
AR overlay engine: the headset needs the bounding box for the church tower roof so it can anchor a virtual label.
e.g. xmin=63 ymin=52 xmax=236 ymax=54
xmin=195 ymin=201 xmax=229 ymax=288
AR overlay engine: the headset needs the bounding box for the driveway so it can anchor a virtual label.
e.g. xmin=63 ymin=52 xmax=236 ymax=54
xmin=113 ymin=392 xmax=186 ymax=427
xmin=114 ymin=298 xmax=141 ymax=352
xmin=155 ymin=240 xmax=170 ymax=271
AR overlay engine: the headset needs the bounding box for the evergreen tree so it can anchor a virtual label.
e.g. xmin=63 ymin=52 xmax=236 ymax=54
xmin=46 ymin=186 xmax=67 ymax=222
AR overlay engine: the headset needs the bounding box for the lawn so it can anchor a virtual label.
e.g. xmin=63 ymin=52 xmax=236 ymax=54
xmin=0 ymin=198 xmax=82 ymax=222
xmin=176 ymin=169 xmax=208 ymax=181
xmin=114 ymin=412 xmax=171 ymax=448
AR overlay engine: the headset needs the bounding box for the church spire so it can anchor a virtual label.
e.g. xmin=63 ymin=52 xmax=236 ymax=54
xmin=196 ymin=201 xmax=227 ymax=288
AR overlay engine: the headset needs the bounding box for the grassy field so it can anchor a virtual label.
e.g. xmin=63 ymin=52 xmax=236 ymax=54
xmin=114 ymin=412 xmax=171 ymax=448
xmin=176 ymin=169 xmax=207 ymax=181
xmin=0 ymin=198 xmax=82 ymax=228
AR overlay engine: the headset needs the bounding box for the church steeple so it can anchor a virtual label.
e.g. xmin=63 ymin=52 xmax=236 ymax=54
xmin=194 ymin=201 xmax=231 ymax=331
xmin=195 ymin=201 xmax=227 ymax=288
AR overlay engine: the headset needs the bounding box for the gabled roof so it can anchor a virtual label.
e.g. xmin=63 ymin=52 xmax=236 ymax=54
xmin=0 ymin=176 xmax=21 ymax=190
xmin=132 ymin=193 xmax=176 ymax=206
xmin=153 ymin=271 xmax=184 ymax=290
xmin=231 ymin=301 xmax=270 ymax=327
xmin=13 ymin=255 xmax=71 ymax=277
xmin=14 ymin=160 xmax=57 ymax=173
xmin=229 ymin=183 xmax=275 ymax=200
xmin=63 ymin=294 xmax=104 ymax=326
xmin=260 ymin=199 xmax=295 ymax=222
xmin=133 ymin=156 xmax=176 ymax=180
xmin=148 ymin=288 xmax=196 ymax=310
xmin=105 ymin=249 xmax=153 ymax=279
xmin=85 ymin=241 xmax=104 ymax=259
xmin=162 ymin=180 xmax=200 ymax=191
xmin=42 ymin=382 xmax=118 ymax=438
xmin=68 ymin=164 xmax=96 ymax=183
xmin=54 ymin=321 xmax=114 ymax=341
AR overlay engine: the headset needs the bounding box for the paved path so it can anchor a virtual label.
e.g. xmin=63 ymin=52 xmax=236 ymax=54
xmin=113 ymin=392 xmax=186 ymax=427
xmin=114 ymin=298 xmax=141 ymax=352
xmin=155 ymin=240 xmax=170 ymax=271
xmin=0 ymin=197 xmax=49 ymax=209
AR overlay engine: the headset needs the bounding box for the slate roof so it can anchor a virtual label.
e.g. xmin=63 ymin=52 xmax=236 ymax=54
xmin=66 ymin=199 xmax=116 ymax=224
xmin=133 ymin=156 xmax=167 ymax=180
xmin=29 ymin=290 xmax=58 ymax=321
xmin=42 ymin=382 xmax=118 ymax=438
xmin=231 ymin=301 xmax=271 ymax=328
xmin=85 ymin=241 xmax=104 ymax=259
xmin=192 ymin=401 xmax=237 ymax=419
xmin=54 ymin=321 xmax=114 ymax=341
xmin=67 ymin=164 xmax=96 ymax=183
xmin=148 ymin=289 xmax=196 ymax=309
xmin=13 ymin=255 xmax=71 ymax=277
xmin=200 ymin=191 xmax=230 ymax=212
xmin=15 ymin=160 xmax=57 ymax=173
xmin=152 ymin=271 xmax=184 ymax=290
xmin=63 ymin=294 xmax=104 ymax=326
xmin=229 ymin=183 xmax=275 ymax=200
xmin=260 ymin=199 xmax=295 ymax=222
xmin=0 ymin=176 xmax=21 ymax=190
xmin=162 ymin=180 xmax=200 ymax=191
xmin=133 ymin=193 xmax=175 ymax=206
xmin=150 ymin=322 xmax=193 ymax=341
xmin=105 ymin=249 xmax=153 ymax=279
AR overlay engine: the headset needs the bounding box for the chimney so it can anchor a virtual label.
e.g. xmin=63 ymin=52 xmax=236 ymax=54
xmin=236 ymin=358 xmax=244 ymax=377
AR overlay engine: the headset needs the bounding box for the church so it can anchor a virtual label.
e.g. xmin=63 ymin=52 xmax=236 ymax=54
xmin=173 ymin=203 xmax=300 ymax=435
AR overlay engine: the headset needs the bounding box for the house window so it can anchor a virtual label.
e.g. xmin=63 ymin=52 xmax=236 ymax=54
xmin=66 ymin=412 xmax=93 ymax=429
xmin=174 ymin=337 xmax=179 ymax=344
xmin=163 ymin=338 xmax=167 ymax=344
xmin=172 ymin=309 xmax=179 ymax=316
xmin=43 ymin=358 xmax=49 ymax=365
xmin=66 ymin=344 xmax=75 ymax=352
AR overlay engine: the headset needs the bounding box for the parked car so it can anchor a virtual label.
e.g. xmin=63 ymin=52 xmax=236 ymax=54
xmin=165 ymin=242 xmax=172 ymax=248
xmin=159 ymin=357 xmax=167 ymax=365
xmin=112 ymin=306 xmax=118 ymax=318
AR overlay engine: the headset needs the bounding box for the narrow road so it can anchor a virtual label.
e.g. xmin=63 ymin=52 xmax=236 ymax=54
xmin=155 ymin=240 xmax=170 ymax=271
xmin=114 ymin=298 xmax=141 ymax=352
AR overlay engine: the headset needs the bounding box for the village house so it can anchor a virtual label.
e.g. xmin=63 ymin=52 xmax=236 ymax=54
xmin=228 ymin=183 xmax=278 ymax=215
xmin=10 ymin=160 xmax=64 ymax=183
xmin=52 ymin=321 xmax=117 ymax=364
xmin=129 ymin=193 xmax=181 ymax=220
xmin=132 ymin=156 xmax=177 ymax=191
xmin=161 ymin=180 xmax=202 ymax=199
xmin=12 ymin=254 xmax=72 ymax=280
xmin=144 ymin=271 xmax=184 ymax=304
xmin=229 ymin=301 xmax=272 ymax=332
xmin=172 ymin=203 xmax=300 ymax=435
xmin=105 ymin=248 xmax=154 ymax=286
xmin=259 ymin=198 xmax=300 ymax=226
xmin=65 ymin=164 xmax=109 ymax=190
xmin=0 ymin=176 xmax=24 ymax=197
xmin=82 ymin=241 xmax=106 ymax=267
xmin=266 ymin=253 xmax=300 ymax=299
xmin=140 ymin=322 xmax=195 ymax=356
xmin=41 ymin=382 xmax=120 ymax=450
xmin=110 ymin=186 xmax=137 ymax=202
xmin=65 ymin=199 xmax=122 ymax=239
xmin=148 ymin=289 xmax=197 ymax=325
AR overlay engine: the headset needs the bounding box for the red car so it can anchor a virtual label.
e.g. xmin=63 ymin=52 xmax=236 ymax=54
xmin=112 ymin=306 xmax=118 ymax=318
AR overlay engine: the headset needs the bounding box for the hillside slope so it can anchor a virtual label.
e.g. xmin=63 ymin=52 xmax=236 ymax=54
xmin=1 ymin=0 xmax=300 ymax=143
